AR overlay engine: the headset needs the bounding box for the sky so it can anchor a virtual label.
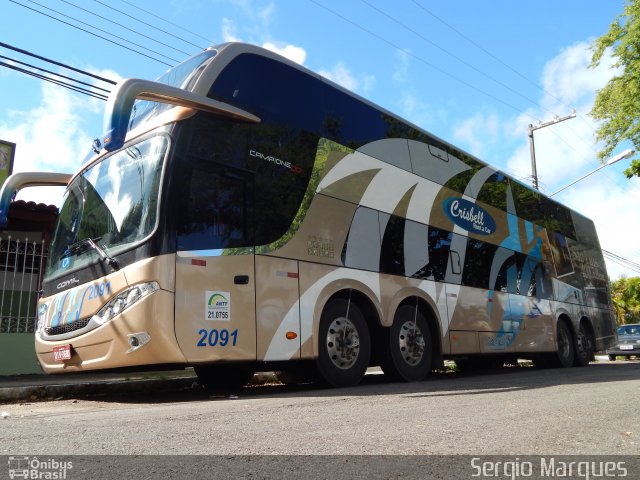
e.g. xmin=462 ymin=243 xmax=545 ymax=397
xmin=0 ymin=0 xmax=638 ymax=280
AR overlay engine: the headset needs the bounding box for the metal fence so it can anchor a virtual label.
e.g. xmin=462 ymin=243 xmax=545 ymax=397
xmin=0 ymin=235 xmax=47 ymax=334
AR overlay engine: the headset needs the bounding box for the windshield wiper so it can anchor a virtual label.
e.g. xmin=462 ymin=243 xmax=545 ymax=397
xmin=67 ymin=237 xmax=120 ymax=271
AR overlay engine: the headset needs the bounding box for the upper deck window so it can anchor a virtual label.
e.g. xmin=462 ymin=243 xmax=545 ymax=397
xmin=129 ymin=50 xmax=217 ymax=131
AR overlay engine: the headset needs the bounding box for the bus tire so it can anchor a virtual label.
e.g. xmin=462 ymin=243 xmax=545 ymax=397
xmin=535 ymin=320 xmax=575 ymax=368
xmin=194 ymin=363 xmax=255 ymax=391
xmin=381 ymin=304 xmax=432 ymax=382
xmin=556 ymin=320 xmax=575 ymax=367
xmin=316 ymin=298 xmax=371 ymax=387
xmin=574 ymin=323 xmax=594 ymax=367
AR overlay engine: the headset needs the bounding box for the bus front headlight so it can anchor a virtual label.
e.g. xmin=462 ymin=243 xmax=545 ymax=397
xmin=92 ymin=282 xmax=159 ymax=325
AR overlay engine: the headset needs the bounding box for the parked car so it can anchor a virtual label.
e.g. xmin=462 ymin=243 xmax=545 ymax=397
xmin=607 ymin=324 xmax=640 ymax=360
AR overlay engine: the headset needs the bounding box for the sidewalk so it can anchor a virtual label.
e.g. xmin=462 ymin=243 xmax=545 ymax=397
xmin=0 ymin=369 xmax=199 ymax=403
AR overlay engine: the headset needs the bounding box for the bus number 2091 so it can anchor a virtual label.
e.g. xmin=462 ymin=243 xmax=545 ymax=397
xmin=197 ymin=328 xmax=238 ymax=347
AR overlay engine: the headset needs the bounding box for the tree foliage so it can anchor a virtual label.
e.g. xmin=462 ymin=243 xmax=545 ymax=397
xmin=590 ymin=0 xmax=640 ymax=177
xmin=610 ymin=276 xmax=640 ymax=323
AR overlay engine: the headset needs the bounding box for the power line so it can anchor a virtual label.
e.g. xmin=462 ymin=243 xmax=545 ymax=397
xmin=61 ymin=0 xmax=195 ymax=57
xmin=0 ymin=54 xmax=110 ymax=94
xmin=0 ymin=42 xmax=113 ymax=100
xmin=410 ymin=1 xmax=583 ymax=119
xmin=603 ymin=249 xmax=640 ymax=276
xmin=94 ymin=0 xmax=207 ymax=51
xmin=0 ymin=41 xmax=116 ymax=84
xmin=116 ymin=0 xmax=212 ymax=44
xmin=410 ymin=0 xmax=603 ymax=150
xmin=0 ymin=61 xmax=108 ymax=100
xmin=9 ymin=0 xmax=174 ymax=67
xmin=359 ymin=0 xmax=562 ymax=119
xmin=308 ymin=0 xmax=543 ymax=125
xmin=25 ymin=0 xmax=181 ymax=63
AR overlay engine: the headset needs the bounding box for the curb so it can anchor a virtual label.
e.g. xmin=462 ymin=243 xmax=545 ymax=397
xmin=0 ymin=372 xmax=279 ymax=403
xmin=0 ymin=376 xmax=197 ymax=403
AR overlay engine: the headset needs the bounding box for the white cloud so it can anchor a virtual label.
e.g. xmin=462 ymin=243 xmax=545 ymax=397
xmin=0 ymin=75 xmax=115 ymax=206
xmin=318 ymin=62 xmax=376 ymax=96
xmin=505 ymin=42 xmax=618 ymax=191
xmin=393 ymin=50 xmax=411 ymax=84
xmin=262 ymin=42 xmax=306 ymax=65
xmin=540 ymin=41 xmax=617 ymax=111
xmin=219 ymin=15 xmax=307 ymax=65
xmin=318 ymin=62 xmax=357 ymax=91
xmin=221 ymin=17 xmax=241 ymax=42
xmin=452 ymin=112 xmax=500 ymax=158
xmin=397 ymin=92 xmax=433 ymax=130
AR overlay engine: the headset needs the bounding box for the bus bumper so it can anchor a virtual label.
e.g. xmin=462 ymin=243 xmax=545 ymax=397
xmin=35 ymin=289 xmax=186 ymax=373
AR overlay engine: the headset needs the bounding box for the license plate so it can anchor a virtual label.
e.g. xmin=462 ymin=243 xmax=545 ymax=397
xmin=620 ymin=344 xmax=634 ymax=351
xmin=53 ymin=345 xmax=72 ymax=361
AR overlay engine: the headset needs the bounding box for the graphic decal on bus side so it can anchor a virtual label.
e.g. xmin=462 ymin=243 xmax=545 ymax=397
xmin=205 ymin=291 xmax=231 ymax=321
xmin=443 ymin=197 xmax=496 ymax=235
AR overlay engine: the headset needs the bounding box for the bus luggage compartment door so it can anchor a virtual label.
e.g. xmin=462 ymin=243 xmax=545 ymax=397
xmin=174 ymin=253 xmax=256 ymax=363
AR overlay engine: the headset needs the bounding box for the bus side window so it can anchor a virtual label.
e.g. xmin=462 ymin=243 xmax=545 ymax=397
xmin=176 ymin=162 xmax=253 ymax=251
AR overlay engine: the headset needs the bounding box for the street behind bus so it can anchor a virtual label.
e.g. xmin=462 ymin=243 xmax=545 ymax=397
xmin=2 ymin=360 xmax=638 ymax=455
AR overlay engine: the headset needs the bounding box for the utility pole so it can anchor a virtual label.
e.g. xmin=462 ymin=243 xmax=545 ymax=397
xmin=528 ymin=110 xmax=576 ymax=190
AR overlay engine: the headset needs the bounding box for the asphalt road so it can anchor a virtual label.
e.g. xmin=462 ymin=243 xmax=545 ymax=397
xmin=2 ymin=360 xmax=638 ymax=458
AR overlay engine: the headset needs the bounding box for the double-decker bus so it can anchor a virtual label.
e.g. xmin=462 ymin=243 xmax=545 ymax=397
xmin=0 ymin=43 xmax=616 ymax=388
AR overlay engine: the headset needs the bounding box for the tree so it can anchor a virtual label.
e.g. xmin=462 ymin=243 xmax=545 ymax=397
xmin=590 ymin=0 xmax=640 ymax=177
xmin=610 ymin=277 xmax=640 ymax=323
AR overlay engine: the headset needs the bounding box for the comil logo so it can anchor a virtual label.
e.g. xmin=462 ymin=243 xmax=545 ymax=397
xmin=205 ymin=291 xmax=231 ymax=321
xmin=444 ymin=197 xmax=496 ymax=235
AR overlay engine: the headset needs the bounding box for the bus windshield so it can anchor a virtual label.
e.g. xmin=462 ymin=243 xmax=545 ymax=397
xmin=128 ymin=49 xmax=217 ymax=130
xmin=45 ymin=134 xmax=167 ymax=280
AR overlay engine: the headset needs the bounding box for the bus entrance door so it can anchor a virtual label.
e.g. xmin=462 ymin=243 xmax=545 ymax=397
xmin=174 ymin=253 xmax=257 ymax=362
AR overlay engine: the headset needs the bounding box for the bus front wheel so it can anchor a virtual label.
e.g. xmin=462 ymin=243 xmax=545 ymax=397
xmin=316 ymin=298 xmax=371 ymax=387
xmin=381 ymin=304 xmax=432 ymax=382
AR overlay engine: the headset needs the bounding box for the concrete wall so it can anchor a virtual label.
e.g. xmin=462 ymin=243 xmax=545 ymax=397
xmin=0 ymin=333 xmax=42 ymax=375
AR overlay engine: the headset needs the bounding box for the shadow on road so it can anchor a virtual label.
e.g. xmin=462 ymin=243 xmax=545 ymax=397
xmin=78 ymin=359 xmax=640 ymax=405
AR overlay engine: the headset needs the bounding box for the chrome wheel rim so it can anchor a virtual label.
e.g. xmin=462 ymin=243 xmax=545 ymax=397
xmin=326 ymin=317 xmax=360 ymax=370
xmin=398 ymin=320 xmax=425 ymax=366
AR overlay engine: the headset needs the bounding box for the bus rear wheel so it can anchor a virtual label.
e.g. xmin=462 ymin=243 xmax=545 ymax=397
xmin=574 ymin=323 xmax=594 ymax=367
xmin=316 ymin=298 xmax=371 ymax=387
xmin=381 ymin=304 xmax=432 ymax=382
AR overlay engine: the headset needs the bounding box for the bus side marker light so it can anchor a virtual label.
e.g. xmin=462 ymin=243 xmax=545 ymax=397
xmin=286 ymin=331 xmax=298 ymax=340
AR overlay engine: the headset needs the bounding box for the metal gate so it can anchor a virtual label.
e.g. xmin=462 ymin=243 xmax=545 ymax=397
xmin=0 ymin=235 xmax=47 ymax=334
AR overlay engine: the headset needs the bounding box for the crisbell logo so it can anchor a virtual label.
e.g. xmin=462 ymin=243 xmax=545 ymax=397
xmin=57 ymin=277 xmax=80 ymax=290
xmin=444 ymin=197 xmax=496 ymax=235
